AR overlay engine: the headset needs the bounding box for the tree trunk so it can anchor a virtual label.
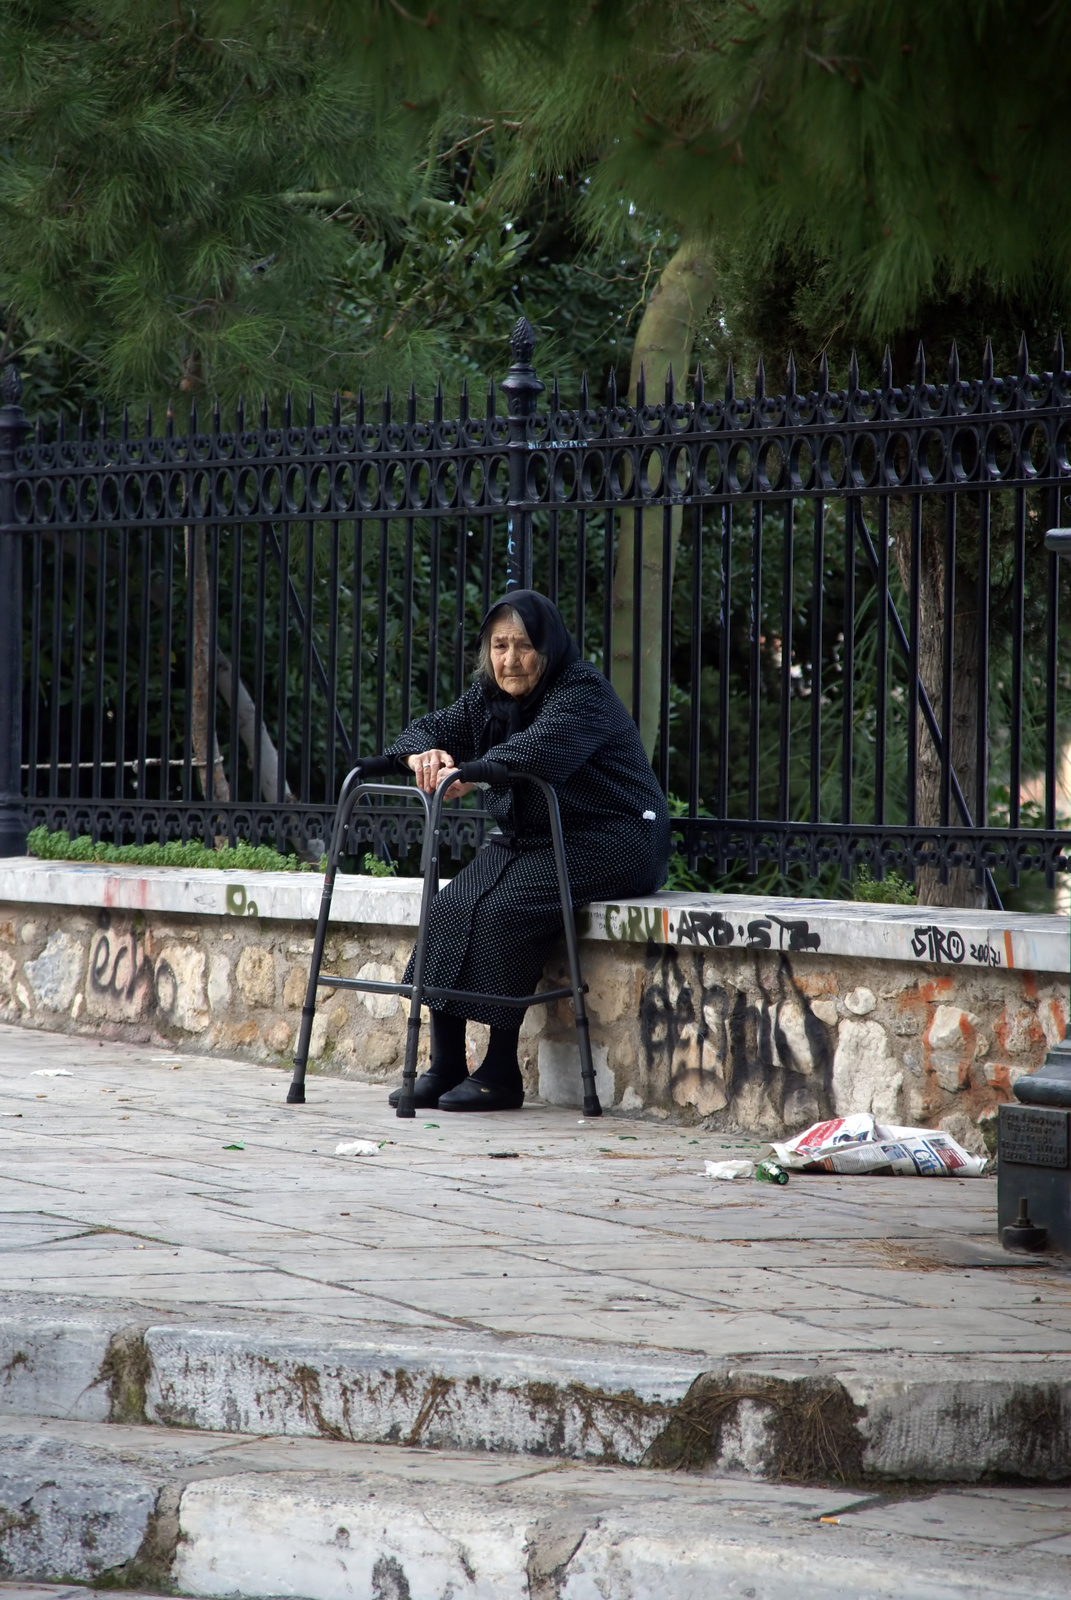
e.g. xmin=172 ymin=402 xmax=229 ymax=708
xmin=187 ymin=527 xmax=230 ymax=804
xmin=896 ymin=502 xmax=985 ymax=908
xmin=215 ymin=649 xmax=295 ymax=805
xmin=610 ymin=240 xmax=719 ymax=758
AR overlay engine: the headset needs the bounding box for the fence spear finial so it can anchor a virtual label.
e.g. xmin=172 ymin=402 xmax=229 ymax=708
xmin=848 ymin=349 xmax=859 ymax=392
xmin=947 ymin=341 xmax=959 ymax=383
xmin=408 ymin=383 xmax=417 ymax=425
xmin=607 ymin=366 xmax=618 ymax=406
xmin=283 ymin=391 xmax=292 ymax=428
xmin=982 ymin=337 xmax=994 ymax=381
xmin=486 ymin=377 xmax=496 ymax=418
xmin=356 ymin=387 xmax=365 ymax=425
xmin=1053 ymin=329 xmax=1066 ymax=373
xmin=551 ymin=373 xmax=561 ymax=411
xmin=332 ymin=390 xmax=341 ymax=427
xmin=913 ymin=341 xmax=926 ymax=388
xmin=1018 ymin=331 xmax=1031 ymax=379
xmin=724 ymin=356 xmax=735 ymax=403
xmin=460 ymin=379 xmax=469 ymax=421
xmin=817 ymin=351 xmax=829 ymax=395
xmin=434 ymin=378 xmax=443 ymax=423
xmin=635 ymin=363 xmax=646 ymax=408
xmin=754 ymin=355 xmax=765 ymax=402
xmin=785 ymin=352 xmax=796 ymax=398
xmin=695 ymin=361 xmax=705 ymax=404
xmin=122 ymin=404 xmax=130 ymax=440
xmin=881 ymin=346 xmax=893 ymax=388
xmin=307 ymin=392 xmax=316 ymax=428
xmin=665 ymin=363 xmax=675 ymax=407
xmin=579 ymin=371 xmax=589 ymax=409
xmin=382 ymin=385 xmax=391 ymax=426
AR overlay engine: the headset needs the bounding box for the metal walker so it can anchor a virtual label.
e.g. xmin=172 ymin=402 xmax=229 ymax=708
xmin=285 ymin=760 xmax=603 ymax=1119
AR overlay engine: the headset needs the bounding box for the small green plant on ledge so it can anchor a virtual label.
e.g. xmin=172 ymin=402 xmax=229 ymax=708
xmin=26 ymin=827 xmax=316 ymax=873
xmin=851 ymin=865 xmax=917 ymax=904
xmin=360 ymin=852 xmax=396 ymax=877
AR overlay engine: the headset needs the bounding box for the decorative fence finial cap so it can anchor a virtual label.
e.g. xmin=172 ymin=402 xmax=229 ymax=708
xmin=510 ymin=317 xmax=537 ymax=368
xmin=1 ymin=364 xmax=23 ymax=406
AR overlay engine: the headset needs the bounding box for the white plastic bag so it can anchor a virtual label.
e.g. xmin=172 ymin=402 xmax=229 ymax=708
xmin=31 ymin=1068 xmax=72 ymax=1078
xmin=769 ymin=1114 xmax=987 ymax=1177
xmin=334 ymin=1139 xmax=380 ymax=1157
xmin=705 ymin=1158 xmax=756 ymax=1181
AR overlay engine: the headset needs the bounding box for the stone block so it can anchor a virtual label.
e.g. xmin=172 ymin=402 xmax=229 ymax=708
xmin=832 ymin=1018 xmax=902 ymax=1121
xmin=283 ymin=963 xmax=307 ymax=1009
xmin=24 ymin=930 xmax=85 ymax=1011
xmin=85 ymin=927 xmax=154 ymax=1022
xmin=235 ymin=945 xmax=276 ymax=1009
xmin=154 ymin=945 xmax=209 ymax=1033
xmin=773 ymin=1001 xmax=816 ymax=1073
xmin=538 ymin=1039 xmax=615 ymax=1108
xmin=207 ymin=950 xmax=232 ymax=1011
xmin=810 ymin=998 xmax=838 ymax=1027
xmin=926 ymin=1004 xmax=979 ymax=1052
xmin=930 ymin=1053 xmax=967 ymax=1093
xmin=265 ymin=1019 xmax=291 ymax=1053
xmin=0 ymin=1436 xmax=159 ymax=1582
xmin=355 ymin=960 xmax=399 ymax=1019
xmin=844 ymin=987 xmax=877 ymax=1016
xmin=0 ymin=948 xmax=16 ymax=997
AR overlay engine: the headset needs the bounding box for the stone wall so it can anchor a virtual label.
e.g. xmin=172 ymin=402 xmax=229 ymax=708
xmin=1 ymin=895 xmax=1064 ymax=1153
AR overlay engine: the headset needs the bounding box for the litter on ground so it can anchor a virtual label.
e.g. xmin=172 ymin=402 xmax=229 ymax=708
xmin=31 ymin=1068 xmax=72 ymax=1077
xmin=705 ymin=1159 xmax=756 ymax=1181
xmin=335 ymin=1139 xmax=380 ymax=1157
xmin=768 ymin=1113 xmax=988 ymax=1177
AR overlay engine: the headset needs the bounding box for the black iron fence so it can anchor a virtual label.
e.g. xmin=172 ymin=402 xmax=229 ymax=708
xmin=2 ymin=320 xmax=1070 ymax=904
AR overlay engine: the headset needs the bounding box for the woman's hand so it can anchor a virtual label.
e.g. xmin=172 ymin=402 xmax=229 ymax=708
xmin=407 ymin=749 xmax=474 ymax=800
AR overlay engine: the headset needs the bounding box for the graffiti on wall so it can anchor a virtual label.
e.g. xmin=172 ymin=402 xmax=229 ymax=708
xmin=637 ymin=945 xmax=834 ymax=1128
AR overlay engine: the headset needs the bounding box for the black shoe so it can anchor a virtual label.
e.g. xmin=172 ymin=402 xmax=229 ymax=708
xmin=437 ymin=1075 xmax=524 ymax=1113
xmin=388 ymin=1066 xmax=467 ymax=1109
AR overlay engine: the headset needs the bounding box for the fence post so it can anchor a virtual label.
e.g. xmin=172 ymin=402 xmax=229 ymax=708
xmin=0 ymin=364 xmax=28 ymax=857
xmin=501 ymin=317 xmax=544 ymax=591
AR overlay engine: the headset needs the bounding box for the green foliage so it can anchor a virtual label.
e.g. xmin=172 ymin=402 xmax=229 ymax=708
xmin=360 ymin=851 xmax=396 ymax=877
xmin=851 ymin=866 xmax=917 ymax=905
xmin=26 ymin=825 xmax=313 ymax=872
xmin=0 ymin=0 xmax=414 ymax=414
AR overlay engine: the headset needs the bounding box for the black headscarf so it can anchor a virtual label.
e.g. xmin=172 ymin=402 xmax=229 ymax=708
xmin=479 ymin=589 xmax=581 ymax=751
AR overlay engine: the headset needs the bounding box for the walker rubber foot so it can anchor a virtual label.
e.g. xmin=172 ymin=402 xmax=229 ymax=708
xmin=583 ymin=1097 xmax=603 ymax=1118
xmin=286 ymin=1084 xmax=306 ymax=1104
xmin=395 ymin=1101 xmax=415 ymax=1119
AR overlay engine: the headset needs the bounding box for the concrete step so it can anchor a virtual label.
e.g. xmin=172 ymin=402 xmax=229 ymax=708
xmin=2 ymin=1413 xmax=1070 ymax=1599
xmin=3 ymin=1293 xmax=1070 ymax=1485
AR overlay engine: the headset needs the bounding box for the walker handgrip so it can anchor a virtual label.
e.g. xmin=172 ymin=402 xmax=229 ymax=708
xmin=456 ymin=759 xmax=513 ymax=785
xmin=356 ymin=754 xmax=405 ymax=778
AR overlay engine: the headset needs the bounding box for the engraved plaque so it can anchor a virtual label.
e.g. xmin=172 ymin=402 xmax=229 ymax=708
xmin=999 ymin=1106 xmax=1070 ymax=1169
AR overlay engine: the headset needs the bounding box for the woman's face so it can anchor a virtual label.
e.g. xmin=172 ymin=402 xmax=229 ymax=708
xmin=489 ymin=620 xmax=544 ymax=697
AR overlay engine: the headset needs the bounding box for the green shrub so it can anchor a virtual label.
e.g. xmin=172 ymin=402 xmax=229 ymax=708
xmin=26 ymin=826 xmax=315 ymax=873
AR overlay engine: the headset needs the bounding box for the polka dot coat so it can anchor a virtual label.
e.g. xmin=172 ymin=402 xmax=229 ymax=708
xmin=384 ymin=660 xmax=671 ymax=1029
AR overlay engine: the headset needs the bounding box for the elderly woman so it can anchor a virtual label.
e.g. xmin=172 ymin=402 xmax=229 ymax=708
xmin=382 ymin=590 xmax=670 ymax=1112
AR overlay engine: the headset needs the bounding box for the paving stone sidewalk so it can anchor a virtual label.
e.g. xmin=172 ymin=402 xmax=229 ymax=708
xmin=3 ymin=1022 xmax=1071 ymax=1474
xmin=1 ymin=1021 xmax=1067 ymax=1359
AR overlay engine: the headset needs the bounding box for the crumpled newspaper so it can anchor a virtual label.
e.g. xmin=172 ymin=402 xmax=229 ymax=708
xmin=705 ymin=1158 xmax=756 ymax=1181
xmin=334 ymin=1139 xmax=380 ymax=1157
xmin=769 ymin=1113 xmax=987 ymax=1177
